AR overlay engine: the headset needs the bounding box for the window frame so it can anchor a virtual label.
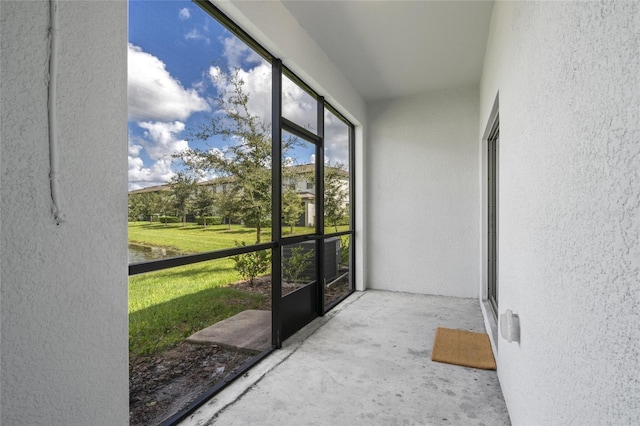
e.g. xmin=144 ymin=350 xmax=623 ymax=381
xmin=128 ymin=2 xmax=357 ymax=422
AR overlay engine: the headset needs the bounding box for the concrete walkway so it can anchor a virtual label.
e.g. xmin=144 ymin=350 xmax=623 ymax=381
xmin=180 ymin=290 xmax=511 ymax=426
xmin=186 ymin=310 xmax=271 ymax=352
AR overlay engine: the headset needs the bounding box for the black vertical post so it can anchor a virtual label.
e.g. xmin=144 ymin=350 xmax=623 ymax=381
xmin=272 ymin=58 xmax=283 ymax=348
xmin=349 ymin=123 xmax=356 ymax=291
xmin=316 ymin=97 xmax=325 ymax=314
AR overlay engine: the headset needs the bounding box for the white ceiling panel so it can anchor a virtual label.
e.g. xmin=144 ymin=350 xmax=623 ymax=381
xmin=282 ymin=0 xmax=494 ymax=101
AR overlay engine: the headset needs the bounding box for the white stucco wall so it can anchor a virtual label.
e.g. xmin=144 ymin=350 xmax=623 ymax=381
xmin=367 ymin=88 xmax=480 ymax=297
xmin=1 ymin=1 xmax=128 ymax=424
xmin=480 ymin=2 xmax=640 ymax=424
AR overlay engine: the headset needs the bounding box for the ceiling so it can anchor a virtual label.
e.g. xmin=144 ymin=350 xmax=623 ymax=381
xmin=281 ymin=0 xmax=494 ymax=102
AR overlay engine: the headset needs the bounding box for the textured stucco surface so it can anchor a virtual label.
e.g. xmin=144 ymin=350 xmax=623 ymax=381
xmin=480 ymin=2 xmax=640 ymax=424
xmin=367 ymin=88 xmax=480 ymax=297
xmin=1 ymin=1 xmax=128 ymax=424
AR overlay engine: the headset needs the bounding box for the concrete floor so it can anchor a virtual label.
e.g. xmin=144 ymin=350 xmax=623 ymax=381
xmin=180 ymin=290 xmax=511 ymax=426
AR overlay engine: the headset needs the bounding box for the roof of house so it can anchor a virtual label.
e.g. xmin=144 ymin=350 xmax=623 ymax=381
xmin=128 ymin=163 xmax=347 ymax=194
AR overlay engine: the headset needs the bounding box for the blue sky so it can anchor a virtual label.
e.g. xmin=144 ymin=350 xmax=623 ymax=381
xmin=128 ymin=0 xmax=349 ymax=190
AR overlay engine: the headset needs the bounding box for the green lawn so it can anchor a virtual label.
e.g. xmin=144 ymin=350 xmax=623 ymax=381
xmin=129 ymin=258 xmax=267 ymax=356
xmin=128 ymin=221 xmax=348 ymax=253
xmin=128 ymin=221 xmax=269 ymax=253
xmin=128 ymin=221 xmax=348 ymax=357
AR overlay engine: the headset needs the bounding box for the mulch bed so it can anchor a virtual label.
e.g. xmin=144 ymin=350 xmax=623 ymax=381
xmin=129 ymin=342 xmax=256 ymax=426
xmin=129 ymin=276 xmax=351 ymax=425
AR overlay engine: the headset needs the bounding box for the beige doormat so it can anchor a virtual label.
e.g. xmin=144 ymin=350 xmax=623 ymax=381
xmin=431 ymin=327 xmax=496 ymax=370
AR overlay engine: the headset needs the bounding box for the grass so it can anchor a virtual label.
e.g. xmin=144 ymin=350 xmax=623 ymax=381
xmin=128 ymin=221 xmax=348 ymax=357
xmin=128 ymin=221 xmax=349 ymax=253
xmin=129 ymin=259 xmax=267 ymax=356
xmin=128 ymin=222 xmax=268 ymax=253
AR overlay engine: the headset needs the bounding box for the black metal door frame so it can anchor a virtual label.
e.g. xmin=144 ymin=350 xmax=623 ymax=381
xmin=487 ymin=120 xmax=499 ymax=319
xmin=272 ymin=60 xmax=326 ymax=345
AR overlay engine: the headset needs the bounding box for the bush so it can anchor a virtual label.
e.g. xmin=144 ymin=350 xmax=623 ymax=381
xmin=232 ymin=242 xmax=271 ymax=286
xmin=196 ymin=216 xmax=223 ymax=226
xmin=340 ymin=236 xmax=350 ymax=266
xmin=282 ymin=246 xmax=313 ymax=285
xmin=157 ymin=216 xmax=180 ymax=223
xmin=243 ymin=218 xmax=272 ymax=228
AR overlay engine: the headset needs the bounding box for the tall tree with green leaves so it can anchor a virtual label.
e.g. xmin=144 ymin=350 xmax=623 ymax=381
xmin=304 ymin=162 xmax=349 ymax=232
xmin=177 ymin=68 xmax=297 ymax=243
xmin=127 ymin=193 xmax=142 ymax=222
xmin=128 ymin=191 xmax=162 ymax=223
xmin=169 ymin=172 xmax=196 ymax=227
xmin=214 ymin=186 xmax=239 ymax=230
xmin=324 ymin=162 xmax=349 ymax=232
xmin=157 ymin=191 xmax=173 ymax=224
xmin=193 ymin=186 xmax=214 ymax=228
xmin=282 ymin=187 xmax=304 ymax=234
xmin=324 ymin=163 xmax=349 ymax=232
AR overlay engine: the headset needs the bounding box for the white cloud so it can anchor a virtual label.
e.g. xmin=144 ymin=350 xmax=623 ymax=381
xmin=323 ymin=112 xmax=350 ymax=167
xmin=137 ymin=121 xmax=190 ymax=160
xmin=128 ymin=44 xmax=209 ymax=121
xmin=128 ymin=134 xmax=176 ymax=190
xmin=209 ymin=63 xmax=272 ymax=126
xmin=127 ymin=121 xmax=191 ymax=190
xmin=223 ymin=36 xmax=263 ymax=69
xmin=208 ymin=36 xmax=328 ymax=138
xmin=282 ymin=75 xmax=317 ymax=132
xmin=208 ymin=59 xmax=346 ymax=166
xmin=128 ymin=142 xmax=142 ymax=157
xmin=184 ymin=28 xmax=210 ymax=45
xmin=178 ymin=8 xmax=190 ymax=20
xmin=128 ymin=156 xmax=176 ymax=190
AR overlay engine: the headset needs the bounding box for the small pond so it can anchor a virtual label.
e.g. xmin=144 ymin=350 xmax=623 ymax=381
xmin=128 ymin=244 xmax=180 ymax=263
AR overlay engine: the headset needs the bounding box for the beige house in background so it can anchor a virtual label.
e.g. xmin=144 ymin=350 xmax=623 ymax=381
xmin=129 ymin=164 xmax=349 ymax=227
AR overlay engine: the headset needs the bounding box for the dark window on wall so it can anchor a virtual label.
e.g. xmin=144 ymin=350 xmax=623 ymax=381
xmin=487 ymin=119 xmax=499 ymax=319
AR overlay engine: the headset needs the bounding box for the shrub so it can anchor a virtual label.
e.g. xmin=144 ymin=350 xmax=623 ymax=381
xmin=196 ymin=216 xmax=223 ymax=226
xmin=157 ymin=216 xmax=180 ymax=223
xmin=232 ymin=242 xmax=270 ymax=286
xmin=243 ymin=218 xmax=272 ymax=228
xmin=340 ymin=236 xmax=350 ymax=266
xmin=282 ymin=246 xmax=313 ymax=285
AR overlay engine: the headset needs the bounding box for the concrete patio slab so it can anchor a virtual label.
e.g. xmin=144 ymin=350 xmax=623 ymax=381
xmin=186 ymin=309 xmax=271 ymax=352
xmin=180 ymin=290 xmax=510 ymax=426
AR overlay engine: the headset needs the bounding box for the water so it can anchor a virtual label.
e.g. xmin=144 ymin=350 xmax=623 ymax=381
xmin=128 ymin=244 xmax=179 ymax=263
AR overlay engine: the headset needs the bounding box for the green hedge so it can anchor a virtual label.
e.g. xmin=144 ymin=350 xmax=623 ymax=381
xmin=157 ymin=216 xmax=181 ymax=223
xmin=196 ymin=216 xmax=223 ymax=225
xmin=244 ymin=219 xmax=272 ymax=228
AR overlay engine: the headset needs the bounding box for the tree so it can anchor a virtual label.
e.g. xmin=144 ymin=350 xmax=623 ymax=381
xmin=169 ymin=172 xmax=196 ymax=227
xmin=127 ymin=193 xmax=143 ymax=221
xmin=324 ymin=162 xmax=349 ymax=232
xmin=303 ymin=162 xmax=348 ymax=232
xmin=282 ymin=187 xmax=304 ymax=234
xmin=214 ymin=187 xmax=239 ymax=230
xmin=157 ymin=191 xmax=173 ymax=224
xmin=128 ymin=192 xmax=162 ymax=223
xmin=177 ymin=68 xmax=297 ymax=243
xmin=193 ymin=186 xmax=214 ymax=228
